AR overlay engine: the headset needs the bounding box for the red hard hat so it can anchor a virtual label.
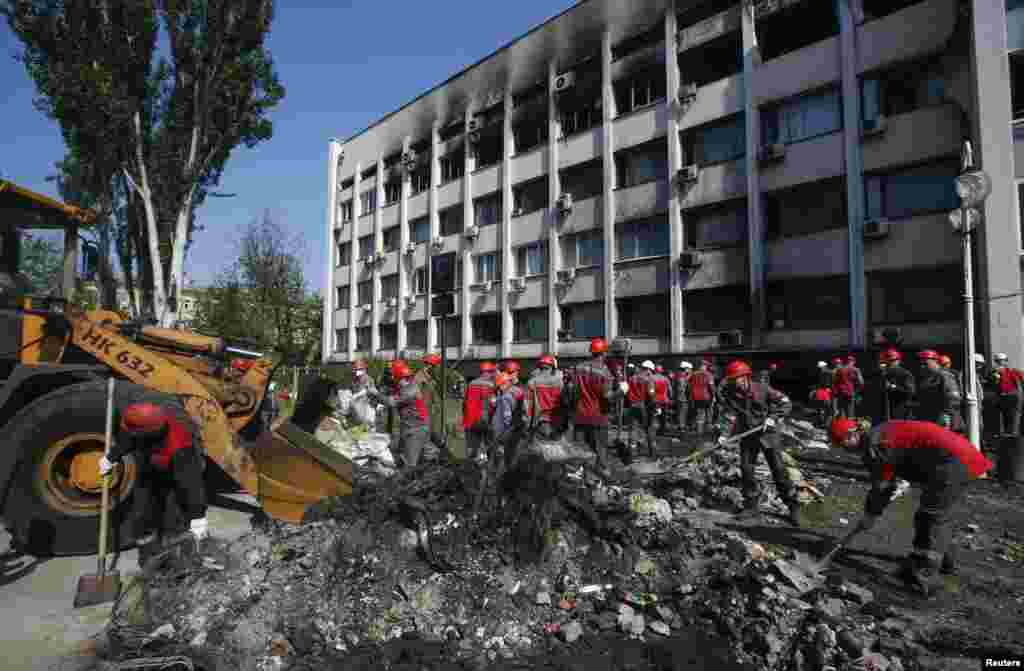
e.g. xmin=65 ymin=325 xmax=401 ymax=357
xmin=422 ymin=353 xmax=441 ymax=367
xmin=831 ymin=357 xmax=843 ymax=365
xmin=353 ymin=360 xmax=368 ymax=371
xmin=120 ymin=402 xmax=171 ymax=437
xmin=879 ymin=348 xmax=902 ymax=363
xmin=656 ymin=365 xmax=664 ymax=373
xmin=494 ymin=372 xmax=513 ymax=388
xmin=939 ymin=354 xmax=952 ymax=368
xmin=846 ymin=355 xmax=856 ymax=365
xmin=539 ymin=355 xmax=556 ymax=367
xmin=918 ymin=350 xmax=940 ymax=361
xmin=391 ymin=360 xmax=413 ymax=380
xmin=501 ymin=360 xmax=521 ymax=373
xmin=830 ymin=417 xmax=860 ymax=446
xmin=479 ymin=361 xmax=497 ymax=373
xmin=769 ymin=362 xmax=779 ymax=371
xmin=231 ymin=359 xmax=254 ymax=372
xmin=725 ymin=360 xmax=752 ymax=380
xmin=590 ymin=338 xmax=608 ymax=355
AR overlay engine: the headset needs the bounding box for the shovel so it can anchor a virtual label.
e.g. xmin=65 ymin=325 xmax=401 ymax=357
xmin=74 ymin=377 xmax=121 ymax=608
xmin=784 ymin=522 xmax=869 ymax=594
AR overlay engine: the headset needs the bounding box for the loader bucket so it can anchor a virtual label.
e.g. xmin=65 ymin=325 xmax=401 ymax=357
xmin=250 ymin=420 xmax=355 ymax=523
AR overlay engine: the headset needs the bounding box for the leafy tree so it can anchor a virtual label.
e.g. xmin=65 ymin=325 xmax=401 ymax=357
xmin=18 ymin=233 xmax=62 ymax=294
xmin=2 ymin=0 xmax=285 ymax=327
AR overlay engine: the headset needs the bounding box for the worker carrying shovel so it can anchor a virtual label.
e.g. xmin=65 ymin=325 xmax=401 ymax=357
xmin=716 ymin=359 xmax=801 ymax=527
xmin=99 ymin=402 xmax=209 ymax=552
xmin=829 ymin=417 xmax=993 ymax=597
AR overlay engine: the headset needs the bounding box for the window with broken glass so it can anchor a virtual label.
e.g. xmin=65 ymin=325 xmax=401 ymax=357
xmin=560 ymin=302 xmax=605 ymax=338
xmin=472 ymin=313 xmax=502 ymax=344
xmin=613 ymin=69 xmax=666 ymax=116
xmin=338 ymin=199 xmax=353 ymax=224
xmin=559 ymin=159 xmax=603 ymax=201
xmin=384 ymin=181 xmax=401 ymax=205
xmin=513 ymin=178 xmax=548 ymax=216
xmin=618 ymin=294 xmax=669 ymax=337
xmin=441 ymin=151 xmax=465 ymax=183
xmin=561 ymin=230 xmax=604 ymax=268
xmin=682 ymin=114 xmax=745 ymax=166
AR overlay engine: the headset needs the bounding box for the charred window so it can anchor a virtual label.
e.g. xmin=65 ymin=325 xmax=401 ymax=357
xmin=764 ymin=177 xmax=847 ymax=239
xmin=555 ymin=62 xmax=602 ymax=138
xmin=406 ymin=320 xmax=427 ymax=348
xmin=382 ymin=227 xmax=400 ymax=252
xmin=440 ymin=206 xmax=463 ymax=237
xmin=618 ymin=294 xmax=670 ymax=337
xmin=380 ymin=324 xmax=398 ymax=350
xmin=441 ymin=150 xmax=465 ymax=183
xmin=681 ymin=114 xmax=746 ymax=166
xmin=513 ymin=178 xmax=548 ymax=216
xmin=679 ymin=32 xmax=742 ymax=88
xmin=559 ymin=159 xmax=603 ymax=201
xmin=355 ymin=327 xmax=371 ymax=351
xmin=560 ymin=301 xmax=605 ymax=338
xmin=684 ymin=285 xmax=750 ymax=332
xmin=380 ymin=274 xmax=398 ymax=300
xmin=685 ymin=199 xmax=748 ymax=249
xmin=615 ymin=138 xmax=669 ymax=188
xmin=613 ymin=68 xmax=667 ymax=115
xmin=513 ymin=308 xmax=548 ymax=342
xmin=868 ymin=266 xmax=961 ymax=324
xmin=756 ymin=0 xmax=839 ymax=63
xmin=472 ymin=313 xmax=502 ymax=344
xmin=767 ymin=276 xmax=849 ymax=330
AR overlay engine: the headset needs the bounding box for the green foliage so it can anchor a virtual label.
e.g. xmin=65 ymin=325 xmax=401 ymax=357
xmin=18 ymin=233 xmax=62 ymax=294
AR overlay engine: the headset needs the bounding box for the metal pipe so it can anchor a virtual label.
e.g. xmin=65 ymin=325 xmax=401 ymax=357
xmin=225 ymin=346 xmax=264 ymax=359
xmin=963 ymin=222 xmax=982 ymax=450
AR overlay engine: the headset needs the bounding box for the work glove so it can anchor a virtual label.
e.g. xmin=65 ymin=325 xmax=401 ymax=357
xmin=654 ymin=407 xmax=662 ymax=416
xmin=619 ymin=382 xmax=629 ymax=395
xmin=763 ymin=417 xmax=776 ymax=429
xmin=99 ymin=456 xmax=116 ymax=477
xmin=189 ymin=516 xmax=210 ymax=541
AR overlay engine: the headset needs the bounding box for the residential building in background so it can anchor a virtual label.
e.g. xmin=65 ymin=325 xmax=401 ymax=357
xmin=324 ymin=0 xmax=1023 ymax=366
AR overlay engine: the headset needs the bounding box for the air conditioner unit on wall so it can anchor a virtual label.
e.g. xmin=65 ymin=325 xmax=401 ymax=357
xmin=405 ymin=242 xmax=416 ymax=255
xmin=556 ymin=192 xmax=573 ymax=214
xmin=760 ymin=143 xmax=786 ymax=162
xmin=676 ymin=165 xmax=700 ymax=185
xmin=510 ymin=277 xmax=526 ymax=292
xmin=718 ymin=330 xmax=743 ymax=347
xmin=552 ymin=71 xmax=576 ymax=93
xmin=864 ymin=218 xmax=890 ymax=239
xmin=556 ymin=268 xmax=576 ymax=284
xmin=431 ymin=237 xmax=445 ymax=252
xmin=863 ymin=115 xmax=887 ymax=137
xmin=678 ymin=251 xmax=703 ymax=269
xmin=464 ymin=225 xmax=480 ymax=240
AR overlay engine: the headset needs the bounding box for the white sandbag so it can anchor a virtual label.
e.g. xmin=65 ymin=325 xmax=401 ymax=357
xmin=315 ymin=418 xmax=396 ymax=476
xmin=519 ymin=434 xmax=596 ymax=463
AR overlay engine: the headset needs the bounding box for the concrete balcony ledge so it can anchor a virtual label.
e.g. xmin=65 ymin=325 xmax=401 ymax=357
xmin=861 ymin=104 xmax=963 ymax=173
xmin=338 ymin=185 xmax=353 ymax=202
xmin=765 ymin=229 xmax=849 ymax=279
xmin=556 ymin=340 xmax=593 ymax=358
xmin=407 ymin=191 xmax=429 ymax=221
xmin=381 ymin=204 xmax=400 ymax=230
xmin=761 ymin=328 xmax=849 ymax=350
xmin=510 ymin=208 xmax=548 ymax=245
xmin=509 ymin=343 xmax=545 ymax=358
xmin=676 ymin=74 xmax=745 ymax=132
xmin=678 ymin=158 xmax=746 ymax=210
xmin=380 ymin=252 xmax=398 ymax=276
xmin=753 ymin=35 xmax=840 ymax=106
xmin=613 ymin=258 xmax=670 ymax=298
xmin=559 ymin=126 xmax=602 ymax=169
xmin=613 ymin=103 xmax=668 ymax=152
xmin=862 ymin=212 xmax=960 ymax=273
xmin=680 ymin=246 xmax=747 ymax=290
xmin=872 ymin=321 xmax=962 ymax=346
xmin=471 ymin=344 xmax=500 ymax=360
xmin=559 ymin=195 xmax=602 ymax=234
xmin=621 ymin=338 xmax=670 ymax=356
xmin=437 ymin=179 xmax=463 ymax=211
xmin=615 ymin=179 xmax=670 ymax=222
xmin=757 ymin=131 xmax=844 ymax=192
xmin=512 ymin=145 xmax=548 ymax=184
xmin=357 ymin=215 xmax=374 ymax=237
xmin=472 ymin=164 xmax=501 ymax=195
xmin=857 ymin=0 xmax=957 ymax=75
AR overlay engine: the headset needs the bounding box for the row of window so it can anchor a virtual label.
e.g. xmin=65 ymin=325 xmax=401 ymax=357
xmin=338 ymin=56 xmax=947 ymax=226
xmin=336 ymin=155 xmax=959 ymax=271
xmin=334 ymin=262 xmax=961 ymax=351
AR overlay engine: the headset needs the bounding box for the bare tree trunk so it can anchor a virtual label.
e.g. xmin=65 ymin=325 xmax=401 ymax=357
xmin=127 ymin=111 xmax=169 ymax=326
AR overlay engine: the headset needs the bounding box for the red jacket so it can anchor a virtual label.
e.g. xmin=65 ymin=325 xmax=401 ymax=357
xmin=653 ymin=374 xmax=670 ymax=406
xmin=527 ymin=370 xmax=563 ymax=425
xmin=994 ymin=366 xmax=1024 ymax=395
xmin=463 ymin=375 xmax=496 ymax=431
xmin=867 ymin=420 xmax=993 ymax=484
xmin=688 ymin=370 xmax=714 ymax=402
xmin=573 ymin=358 xmax=615 ymax=426
xmin=627 ymin=372 xmax=656 ymax=405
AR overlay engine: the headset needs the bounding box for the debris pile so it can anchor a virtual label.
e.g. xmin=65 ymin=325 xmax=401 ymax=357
xmin=97 ymin=423 xmax=987 ymax=671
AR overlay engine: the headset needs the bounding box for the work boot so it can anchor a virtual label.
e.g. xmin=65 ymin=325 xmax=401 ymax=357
xmin=898 ymin=557 xmax=937 ymax=597
xmin=786 ymin=502 xmax=802 ymax=528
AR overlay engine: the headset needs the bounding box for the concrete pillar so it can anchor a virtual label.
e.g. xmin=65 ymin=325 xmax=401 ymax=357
xmin=397 ymin=137 xmax=412 ymax=354
xmin=428 ymin=122 xmax=441 ymax=353
xmin=371 ymin=155 xmax=384 ymax=355
xmin=741 ymin=0 xmax=766 ymax=348
xmin=838 ymin=0 xmax=867 ymax=349
xmin=323 ymin=140 xmax=342 ymax=363
xmin=462 ymin=109 xmax=475 ymax=356
xmin=348 ymin=162 xmax=361 ymax=361
xmin=601 ymin=30 xmax=618 ymax=342
xmin=501 ymin=90 xmax=514 ymax=358
xmin=548 ymin=61 xmax=563 ymax=355
xmin=666 ymin=10 xmax=685 ymax=354
xmin=62 ymin=223 xmax=78 ymax=302
xmin=969 ymin=0 xmax=1023 ymax=364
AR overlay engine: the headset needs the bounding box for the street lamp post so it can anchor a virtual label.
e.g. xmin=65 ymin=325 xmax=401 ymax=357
xmin=950 ymin=139 xmax=991 ymax=451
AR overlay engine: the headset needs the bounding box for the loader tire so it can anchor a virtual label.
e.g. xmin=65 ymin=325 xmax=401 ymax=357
xmin=2 ymin=380 xmax=177 ymax=557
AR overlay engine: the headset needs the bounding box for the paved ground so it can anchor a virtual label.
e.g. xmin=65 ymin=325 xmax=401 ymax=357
xmin=0 ymin=495 xmax=256 ymax=671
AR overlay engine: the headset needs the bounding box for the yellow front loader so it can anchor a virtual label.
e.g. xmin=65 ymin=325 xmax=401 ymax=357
xmin=0 ymin=182 xmax=352 ymax=556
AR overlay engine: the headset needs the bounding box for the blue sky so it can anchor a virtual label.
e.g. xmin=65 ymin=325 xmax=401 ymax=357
xmin=1 ymin=1 xmax=576 ymax=294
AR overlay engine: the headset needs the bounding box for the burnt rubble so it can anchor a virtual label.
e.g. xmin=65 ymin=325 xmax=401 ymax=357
xmin=96 ymin=420 xmax=1019 ymax=671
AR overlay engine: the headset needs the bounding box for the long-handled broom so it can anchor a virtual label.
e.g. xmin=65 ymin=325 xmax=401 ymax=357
xmin=74 ymin=377 xmax=122 ymax=608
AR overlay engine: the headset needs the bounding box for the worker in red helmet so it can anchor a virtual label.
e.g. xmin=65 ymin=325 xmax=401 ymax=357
xmin=687 ymin=359 xmax=716 ymax=434
xmin=463 ymin=362 xmax=498 ymax=462
xmin=625 ymin=361 xmax=658 ymax=458
xmin=100 ymin=400 xmax=208 ymax=547
xmin=991 ymin=353 xmax=1024 ymax=436
xmin=831 ymin=355 xmax=863 ymax=418
xmin=830 ymin=417 xmax=992 ymax=596
xmin=527 ymin=355 xmax=564 ymax=439
xmin=367 ymin=360 xmax=431 ymax=468
xmin=879 ymin=348 xmax=915 ymax=421
xmin=916 ymin=350 xmax=961 ymax=430
xmin=717 ymin=360 xmax=800 ymax=526
xmin=570 ymin=337 xmax=628 ymax=475
xmin=414 ymin=354 xmax=444 ymax=448
xmin=651 ymin=364 xmax=672 ymax=437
